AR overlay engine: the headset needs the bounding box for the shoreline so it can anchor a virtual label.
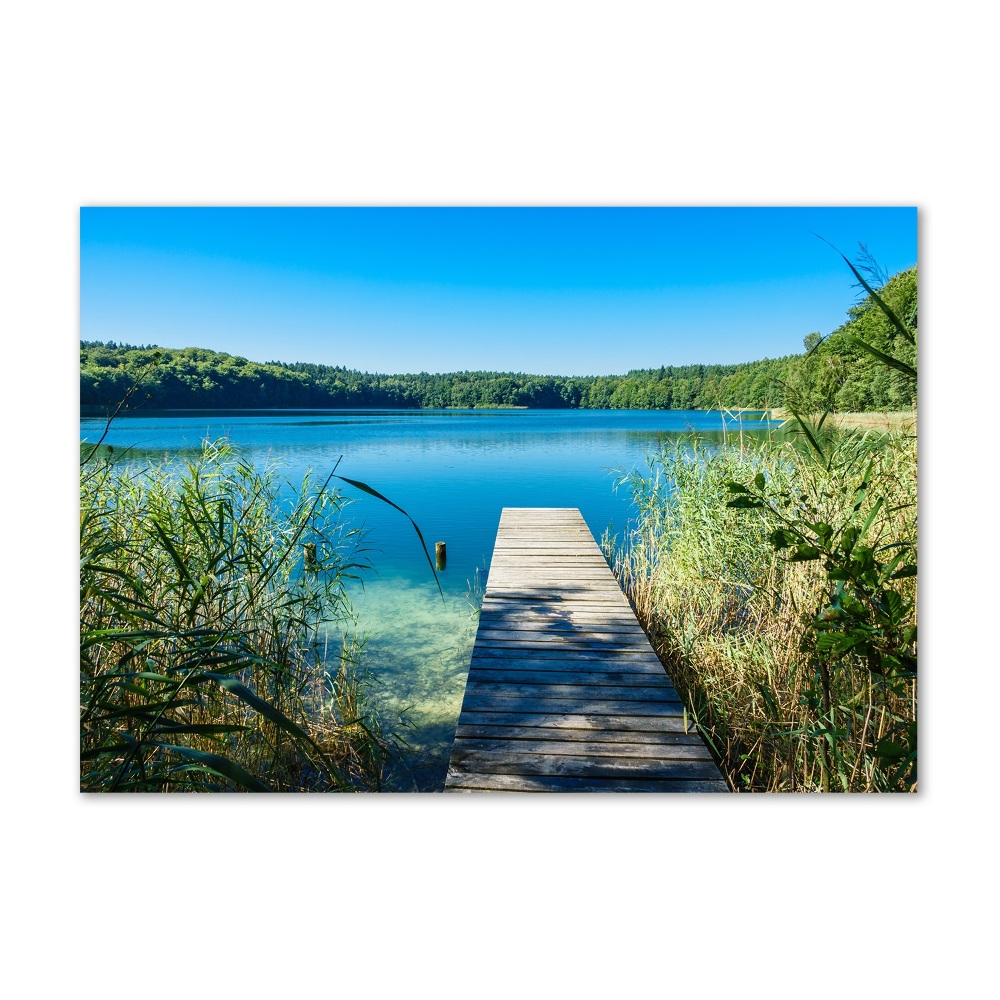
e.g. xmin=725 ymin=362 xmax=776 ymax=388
xmin=766 ymin=408 xmax=917 ymax=432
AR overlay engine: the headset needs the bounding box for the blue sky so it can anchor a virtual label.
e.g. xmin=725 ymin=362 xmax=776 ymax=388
xmin=80 ymin=207 xmax=917 ymax=375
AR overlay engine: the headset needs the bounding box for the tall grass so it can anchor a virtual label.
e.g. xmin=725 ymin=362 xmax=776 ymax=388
xmin=611 ymin=426 xmax=917 ymax=791
xmin=80 ymin=440 xmax=399 ymax=791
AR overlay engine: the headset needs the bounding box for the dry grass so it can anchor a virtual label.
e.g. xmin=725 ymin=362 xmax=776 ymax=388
xmin=611 ymin=430 xmax=917 ymax=792
xmin=768 ymin=408 xmax=917 ymax=434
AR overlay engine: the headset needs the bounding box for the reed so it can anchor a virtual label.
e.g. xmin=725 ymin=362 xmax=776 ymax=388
xmin=611 ymin=427 xmax=917 ymax=791
xmin=80 ymin=439 xmax=399 ymax=791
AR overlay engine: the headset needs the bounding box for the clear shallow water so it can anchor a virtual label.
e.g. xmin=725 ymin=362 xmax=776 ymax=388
xmin=80 ymin=408 xmax=778 ymax=790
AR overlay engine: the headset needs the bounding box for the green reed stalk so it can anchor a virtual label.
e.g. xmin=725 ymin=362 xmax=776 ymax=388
xmin=610 ymin=428 xmax=916 ymax=792
xmin=81 ymin=439 xmax=399 ymax=791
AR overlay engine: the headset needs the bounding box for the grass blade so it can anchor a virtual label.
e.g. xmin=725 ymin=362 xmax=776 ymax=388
xmin=204 ymin=673 xmax=313 ymax=743
xmin=844 ymin=334 xmax=917 ymax=379
xmin=812 ymin=233 xmax=916 ymax=345
xmin=151 ymin=743 xmax=271 ymax=791
xmin=334 ymin=475 xmax=444 ymax=599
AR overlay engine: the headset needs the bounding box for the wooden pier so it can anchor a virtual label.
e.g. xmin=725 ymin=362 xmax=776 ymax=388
xmin=445 ymin=508 xmax=729 ymax=792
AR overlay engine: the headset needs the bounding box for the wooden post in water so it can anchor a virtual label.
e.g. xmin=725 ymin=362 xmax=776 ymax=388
xmin=435 ymin=541 xmax=447 ymax=571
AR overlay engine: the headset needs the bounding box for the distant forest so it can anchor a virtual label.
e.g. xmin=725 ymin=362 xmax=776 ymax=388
xmin=81 ymin=266 xmax=916 ymax=413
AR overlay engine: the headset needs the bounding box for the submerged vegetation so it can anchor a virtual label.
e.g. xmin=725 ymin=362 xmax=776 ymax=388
xmin=80 ymin=440 xmax=399 ymax=791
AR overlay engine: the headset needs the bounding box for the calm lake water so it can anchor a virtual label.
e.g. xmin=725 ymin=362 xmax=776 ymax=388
xmin=80 ymin=408 xmax=778 ymax=790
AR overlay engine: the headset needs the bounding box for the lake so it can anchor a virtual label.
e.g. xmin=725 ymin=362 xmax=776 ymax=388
xmin=80 ymin=407 xmax=779 ymax=790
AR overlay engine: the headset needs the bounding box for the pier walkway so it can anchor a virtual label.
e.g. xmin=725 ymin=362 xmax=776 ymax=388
xmin=445 ymin=508 xmax=729 ymax=792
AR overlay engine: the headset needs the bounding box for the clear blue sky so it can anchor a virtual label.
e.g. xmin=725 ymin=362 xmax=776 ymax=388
xmin=80 ymin=207 xmax=917 ymax=376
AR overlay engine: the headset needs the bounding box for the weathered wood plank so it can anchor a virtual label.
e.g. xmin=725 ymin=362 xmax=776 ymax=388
xmin=477 ymin=627 xmax=652 ymax=640
xmin=483 ymin=590 xmax=628 ymax=597
xmin=477 ymin=613 xmax=645 ymax=629
xmin=467 ymin=656 xmax=667 ymax=673
xmin=453 ymin=738 xmax=714 ymax=760
xmin=449 ymin=749 xmax=724 ymax=780
xmin=445 ymin=508 xmax=727 ymax=793
xmin=464 ymin=681 xmax=683 ymax=703
xmin=465 ymin=668 xmax=677 ymax=686
xmin=483 ymin=600 xmax=630 ymax=608
xmin=444 ymin=772 xmax=730 ymax=793
xmin=474 ymin=629 xmax=650 ymax=645
xmin=482 ymin=596 xmax=634 ymax=607
xmin=454 ymin=723 xmax=705 ymax=744
xmin=459 ymin=696 xmax=687 ymax=716
xmin=473 ymin=641 xmax=652 ymax=656
xmin=486 ymin=583 xmax=621 ymax=592
xmin=455 ymin=710 xmax=695 ymax=732
xmin=471 ymin=647 xmax=663 ymax=663
xmin=486 ymin=568 xmax=618 ymax=576
xmin=476 ymin=623 xmax=648 ymax=637
xmin=491 ymin=554 xmax=604 ymax=560
xmin=478 ymin=615 xmax=644 ymax=628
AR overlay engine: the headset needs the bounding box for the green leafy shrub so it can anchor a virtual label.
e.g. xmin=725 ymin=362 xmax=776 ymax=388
xmin=725 ymin=429 xmax=917 ymax=790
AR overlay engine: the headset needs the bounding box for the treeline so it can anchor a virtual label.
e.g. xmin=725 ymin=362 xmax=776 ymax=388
xmin=81 ymin=265 xmax=916 ymax=412
xmin=80 ymin=343 xmax=794 ymax=410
